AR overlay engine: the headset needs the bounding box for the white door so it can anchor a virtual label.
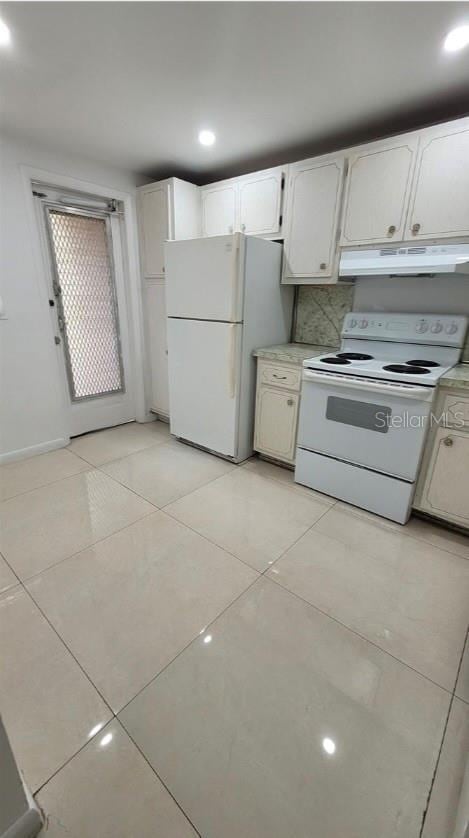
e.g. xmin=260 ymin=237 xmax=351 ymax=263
xmin=139 ymin=185 xmax=169 ymax=277
xmin=407 ymin=121 xmax=469 ymax=239
xmin=341 ymin=136 xmax=418 ymax=245
xmin=420 ymin=428 xmax=469 ymax=526
xmin=165 ymin=235 xmax=244 ymax=322
xmin=42 ymin=202 xmax=134 ymax=437
xmin=144 ymin=279 xmax=169 ymax=417
xmin=201 ymin=184 xmax=237 ymax=236
xmin=167 ymin=318 xmax=241 ymax=456
xmin=254 ymin=386 xmax=299 ymax=463
xmin=283 ymin=155 xmax=345 ymax=283
xmin=238 ymin=168 xmax=283 ymax=237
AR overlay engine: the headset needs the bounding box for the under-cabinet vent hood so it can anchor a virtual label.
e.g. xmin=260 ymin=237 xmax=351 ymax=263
xmin=339 ymin=244 xmax=469 ymax=277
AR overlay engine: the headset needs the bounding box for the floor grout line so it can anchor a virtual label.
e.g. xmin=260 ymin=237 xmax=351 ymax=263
xmin=418 ymin=625 xmax=468 ymax=838
xmin=118 ymin=719 xmax=203 ymax=838
xmin=117 ymin=574 xmax=261 ymax=718
xmin=23 ymin=585 xmax=115 ymax=718
xmin=20 ymin=506 xmax=157 ymax=585
xmin=265 ymin=573 xmax=459 ymax=697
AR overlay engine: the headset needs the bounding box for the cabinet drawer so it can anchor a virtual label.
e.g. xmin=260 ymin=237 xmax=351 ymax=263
xmin=441 ymin=393 xmax=469 ymax=430
xmin=259 ymin=362 xmax=301 ymax=391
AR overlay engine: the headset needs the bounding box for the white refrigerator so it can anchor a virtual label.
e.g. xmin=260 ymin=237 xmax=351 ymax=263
xmin=165 ymin=233 xmax=293 ymax=462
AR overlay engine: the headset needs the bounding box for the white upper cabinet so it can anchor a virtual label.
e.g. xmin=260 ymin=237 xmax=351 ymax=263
xmin=283 ymin=154 xmax=346 ymax=284
xmin=201 ymin=184 xmax=237 ymax=237
xmin=407 ymin=120 xmax=469 ymax=240
xmin=139 ymin=184 xmax=169 ymax=277
xmin=341 ymin=135 xmax=418 ymax=246
xmin=138 ymin=177 xmax=200 ymax=277
xmin=201 ymin=166 xmax=284 ymax=239
xmin=238 ymin=167 xmax=283 ymax=236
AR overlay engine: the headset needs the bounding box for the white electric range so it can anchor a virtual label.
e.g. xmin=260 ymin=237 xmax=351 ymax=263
xmin=295 ymin=312 xmax=468 ymax=524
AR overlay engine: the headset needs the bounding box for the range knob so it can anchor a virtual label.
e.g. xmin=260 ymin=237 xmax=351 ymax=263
xmin=415 ymin=319 xmax=429 ymax=333
xmin=349 ymin=318 xmax=358 ymax=328
xmin=445 ymin=322 xmax=459 ymax=335
xmin=430 ymin=321 xmax=443 ymax=334
xmin=359 ymin=319 xmax=368 ymax=329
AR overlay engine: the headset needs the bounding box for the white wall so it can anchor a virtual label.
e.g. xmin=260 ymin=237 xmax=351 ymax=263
xmin=0 ymin=132 xmax=144 ymax=461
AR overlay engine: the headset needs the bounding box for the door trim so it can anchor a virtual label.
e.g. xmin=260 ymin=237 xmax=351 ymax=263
xmin=21 ymin=164 xmax=148 ymax=446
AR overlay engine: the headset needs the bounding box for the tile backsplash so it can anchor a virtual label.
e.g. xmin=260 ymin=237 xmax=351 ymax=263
xmin=293 ymin=285 xmax=354 ymax=346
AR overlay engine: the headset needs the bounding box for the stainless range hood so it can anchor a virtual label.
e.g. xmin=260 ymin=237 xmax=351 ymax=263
xmin=340 ymin=244 xmax=469 ymax=277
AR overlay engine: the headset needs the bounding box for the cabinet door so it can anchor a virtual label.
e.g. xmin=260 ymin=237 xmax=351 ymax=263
xmin=139 ymin=186 xmax=169 ymax=277
xmin=254 ymin=386 xmax=299 ymax=463
xmin=238 ymin=167 xmax=283 ymax=237
xmin=201 ymin=185 xmax=237 ymax=237
xmin=407 ymin=121 xmax=469 ymax=239
xmin=144 ymin=280 xmax=169 ymax=417
xmin=283 ymin=155 xmax=345 ymax=283
xmin=341 ymin=136 xmax=418 ymax=246
xmin=421 ymin=428 xmax=469 ymax=527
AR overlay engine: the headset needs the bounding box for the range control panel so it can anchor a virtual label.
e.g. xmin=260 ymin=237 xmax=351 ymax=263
xmin=342 ymin=313 xmax=468 ymax=346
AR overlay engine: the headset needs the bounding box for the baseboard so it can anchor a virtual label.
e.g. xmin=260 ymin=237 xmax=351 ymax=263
xmin=0 ymin=438 xmax=69 ymax=465
xmin=2 ymin=808 xmax=42 ymax=838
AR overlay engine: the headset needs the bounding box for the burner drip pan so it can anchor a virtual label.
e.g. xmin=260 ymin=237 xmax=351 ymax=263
xmin=383 ymin=364 xmax=431 ymax=375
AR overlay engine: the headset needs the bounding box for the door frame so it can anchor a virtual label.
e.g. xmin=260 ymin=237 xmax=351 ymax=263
xmin=21 ymin=164 xmax=149 ymax=446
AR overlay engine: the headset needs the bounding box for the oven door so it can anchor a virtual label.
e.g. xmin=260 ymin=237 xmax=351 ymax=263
xmin=297 ymin=370 xmax=435 ymax=481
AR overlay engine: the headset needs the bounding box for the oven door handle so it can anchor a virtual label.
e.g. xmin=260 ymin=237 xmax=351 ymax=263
xmin=302 ymin=369 xmax=435 ymax=401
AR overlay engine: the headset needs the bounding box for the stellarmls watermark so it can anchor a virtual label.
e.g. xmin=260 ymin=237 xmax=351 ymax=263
xmin=375 ymin=410 xmax=465 ymax=430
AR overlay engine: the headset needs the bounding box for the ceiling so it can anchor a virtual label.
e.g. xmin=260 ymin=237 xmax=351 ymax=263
xmin=3 ymin=2 xmax=469 ymax=183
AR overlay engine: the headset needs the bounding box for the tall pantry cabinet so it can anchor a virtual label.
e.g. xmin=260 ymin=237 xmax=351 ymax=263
xmin=138 ymin=178 xmax=200 ymax=417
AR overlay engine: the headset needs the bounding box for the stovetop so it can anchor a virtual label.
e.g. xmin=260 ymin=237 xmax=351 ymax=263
xmin=303 ymin=352 xmax=454 ymax=386
xmin=303 ymin=312 xmax=468 ymax=388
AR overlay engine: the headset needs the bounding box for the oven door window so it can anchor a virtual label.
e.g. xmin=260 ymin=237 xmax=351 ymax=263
xmin=326 ymin=396 xmax=391 ymax=433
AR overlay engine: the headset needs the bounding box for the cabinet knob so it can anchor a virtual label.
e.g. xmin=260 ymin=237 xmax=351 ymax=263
xmin=387 ymin=225 xmax=396 ymax=236
xmin=411 ymin=222 xmax=421 ymax=235
xmin=319 ymin=262 xmax=327 ymax=270
xmin=443 ymin=436 xmax=453 ymax=447
xmin=287 ymin=398 xmax=294 ymax=406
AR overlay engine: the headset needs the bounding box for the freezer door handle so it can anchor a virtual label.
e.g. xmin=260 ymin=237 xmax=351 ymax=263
xmin=229 ymin=324 xmax=237 ymax=399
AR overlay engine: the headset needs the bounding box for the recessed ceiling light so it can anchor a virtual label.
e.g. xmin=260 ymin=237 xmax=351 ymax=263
xmin=322 ymin=737 xmax=336 ymax=756
xmin=198 ymin=130 xmax=216 ymax=147
xmin=443 ymin=25 xmax=469 ymax=53
xmin=0 ymin=19 xmax=11 ymax=46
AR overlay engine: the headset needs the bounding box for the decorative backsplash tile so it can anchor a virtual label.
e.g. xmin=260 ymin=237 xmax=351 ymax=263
xmin=293 ymin=285 xmax=354 ymax=346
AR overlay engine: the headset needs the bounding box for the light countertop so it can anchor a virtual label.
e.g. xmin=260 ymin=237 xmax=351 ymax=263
xmin=440 ymin=364 xmax=469 ymax=391
xmin=253 ymin=343 xmax=336 ymax=365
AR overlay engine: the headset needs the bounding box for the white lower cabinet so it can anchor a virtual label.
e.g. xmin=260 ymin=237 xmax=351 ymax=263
xmin=254 ymin=361 xmax=301 ymax=464
xmin=417 ymin=388 xmax=469 ymax=529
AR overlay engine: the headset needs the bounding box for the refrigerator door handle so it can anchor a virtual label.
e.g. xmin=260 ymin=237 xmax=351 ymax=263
xmin=230 ymin=238 xmax=241 ymax=322
xmin=229 ymin=324 xmax=237 ymax=399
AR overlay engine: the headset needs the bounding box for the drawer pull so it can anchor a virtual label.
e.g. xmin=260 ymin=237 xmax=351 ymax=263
xmin=443 ymin=436 xmax=454 ymax=447
xmin=287 ymin=398 xmax=294 ymax=406
xmin=273 ymin=374 xmax=287 ymax=380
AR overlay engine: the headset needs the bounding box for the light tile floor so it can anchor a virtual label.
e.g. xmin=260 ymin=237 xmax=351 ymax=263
xmin=0 ymin=421 xmax=467 ymax=837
